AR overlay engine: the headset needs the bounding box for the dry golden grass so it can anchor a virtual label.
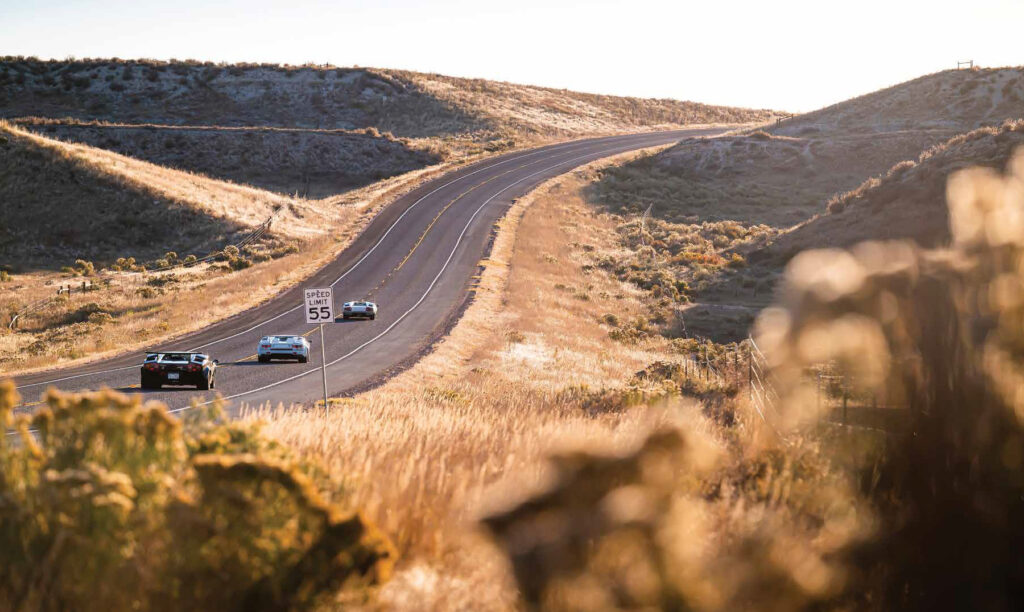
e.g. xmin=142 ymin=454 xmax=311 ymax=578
xmin=1 ymin=121 xmax=343 ymax=242
xmin=382 ymin=69 xmax=773 ymax=142
xmin=256 ymin=153 xmax=707 ymax=609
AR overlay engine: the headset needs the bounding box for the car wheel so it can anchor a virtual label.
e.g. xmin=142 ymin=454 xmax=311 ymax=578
xmin=343 ymin=314 xmax=349 ymax=320
xmin=258 ymin=355 xmax=270 ymax=363
xmin=370 ymin=314 xmax=376 ymax=320
xmin=198 ymin=375 xmax=211 ymax=391
xmin=141 ymin=379 xmax=159 ymax=390
xmin=299 ymin=355 xmax=308 ymax=363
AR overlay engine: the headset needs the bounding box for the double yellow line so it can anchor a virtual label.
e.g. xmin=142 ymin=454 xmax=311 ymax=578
xmin=366 ymin=145 xmax=591 ymax=298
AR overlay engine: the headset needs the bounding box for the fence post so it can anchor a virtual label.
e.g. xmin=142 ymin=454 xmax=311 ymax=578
xmin=842 ymin=389 xmax=848 ymax=425
xmin=816 ymin=372 xmax=821 ymax=421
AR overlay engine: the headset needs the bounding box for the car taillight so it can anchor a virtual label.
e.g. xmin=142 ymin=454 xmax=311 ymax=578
xmin=344 ymin=307 xmax=352 ymax=311
xmin=144 ymin=363 xmax=158 ymax=371
xmin=292 ymin=344 xmax=303 ymax=349
xmin=186 ymin=364 xmax=201 ymax=373
xmin=261 ymin=344 xmax=271 ymax=348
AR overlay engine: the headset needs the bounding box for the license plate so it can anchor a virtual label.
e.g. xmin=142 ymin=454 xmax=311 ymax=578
xmin=167 ymin=373 xmax=179 ymax=380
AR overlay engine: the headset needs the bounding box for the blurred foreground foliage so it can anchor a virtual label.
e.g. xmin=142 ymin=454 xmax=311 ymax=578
xmin=0 ymin=384 xmax=394 ymax=612
xmin=485 ymin=152 xmax=1024 ymax=610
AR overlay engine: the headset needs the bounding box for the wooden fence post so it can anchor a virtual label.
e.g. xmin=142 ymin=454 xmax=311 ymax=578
xmin=816 ymin=372 xmax=822 ymax=421
xmin=842 ymin=389 xmax=848 ymax=425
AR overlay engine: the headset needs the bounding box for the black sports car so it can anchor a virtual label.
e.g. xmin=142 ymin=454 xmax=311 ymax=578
xmin=141 ymin=352 xmax=218 ymax=390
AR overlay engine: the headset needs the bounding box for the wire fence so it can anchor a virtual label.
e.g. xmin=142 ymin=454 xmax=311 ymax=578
xmin=744 ymin=334 xmax=912 ymax=437
xmin=7 ymin=208 xmax=281 ymax=330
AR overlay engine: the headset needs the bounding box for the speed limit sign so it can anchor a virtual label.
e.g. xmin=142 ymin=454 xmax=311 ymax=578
xmin=304 ymin=287 xmax=335 ymax=324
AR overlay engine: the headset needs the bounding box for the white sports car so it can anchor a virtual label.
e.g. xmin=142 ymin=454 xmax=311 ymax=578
xmin=342 ymin=301 xmax=378 ymax=320
xmin=257 ymin=335 xmax=310 ymax=363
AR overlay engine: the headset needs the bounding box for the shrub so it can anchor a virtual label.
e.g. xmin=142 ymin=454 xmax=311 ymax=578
xmin=183 ymin=254 xmax=198 ymax=266
xmin=270 ymin=244 xmax=300 ymax=259
xmin=758 ymin=157 xmax=1024 ymax=609
xmin=225 ymin=256 xmax=251 ymax=271
xmin=0 ymin=270 xmax=11 ymax=282
xmin=87 ymin=311 xmax=114 ymax=324
xmin=601 ymin=313 xmax=620 ymax=327
xmin=0 ymin=383 xmax=394 ymax=611
xmin=64 ymin=259 xmax=95 ymax=276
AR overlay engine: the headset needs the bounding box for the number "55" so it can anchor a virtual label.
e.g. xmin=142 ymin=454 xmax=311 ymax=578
xmin=308 ymin=306 xmax=332 ymax=320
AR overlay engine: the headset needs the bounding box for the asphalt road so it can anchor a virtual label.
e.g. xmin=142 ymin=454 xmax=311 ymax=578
xmin=9 ymin=128 xmax=725 ymax=416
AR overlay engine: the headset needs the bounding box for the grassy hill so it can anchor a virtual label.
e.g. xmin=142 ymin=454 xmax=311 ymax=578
xmin=584 ymin=67 xmax=1024 ymax=341
xmin=760 ymin=119 xmax=1024 ymax=260
xmin=12 ymin=119 xmax=440 ymax=197
xmin=591 ymin=67 xmax=1024 ymax=228
xmin=0 ymin=121 xmax=344 ymax=266
xmin=0 ymin=57 xmax=774 ymax=197
xmin=0 ymin=57 xmax=773 ymax=137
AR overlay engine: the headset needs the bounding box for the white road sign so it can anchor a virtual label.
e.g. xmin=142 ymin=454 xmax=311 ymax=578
xmin=304 ymin=287 xmax=335 ymax=324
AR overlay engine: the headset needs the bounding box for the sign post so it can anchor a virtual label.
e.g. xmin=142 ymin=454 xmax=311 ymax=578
xmin=304 ymin=287 xmax=334 ymax=409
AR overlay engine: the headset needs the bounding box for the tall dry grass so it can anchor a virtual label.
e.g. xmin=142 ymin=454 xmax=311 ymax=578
xmin=0 ymin=382 xmax=393 ymax=612
xmin=258 ymin=161 xmax=711 ymax=609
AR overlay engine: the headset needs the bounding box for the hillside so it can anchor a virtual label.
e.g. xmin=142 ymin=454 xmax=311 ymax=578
xmin=13 ymin=119 xmax=440 ymax=197
xmin=0 ymin=58 xmax=773 ymax=137
xmin=591 ymin=67 xmax=1024 ymax=228
xmin=583 ymin=67 xmax=1024 ymax=341
xmin=759 ymin=119 xmax=1024 ymax=260
xmin=0 ymin=57 xmax=773 ymax=198
xmin=0 ymin=121 xmax=343 ymax=266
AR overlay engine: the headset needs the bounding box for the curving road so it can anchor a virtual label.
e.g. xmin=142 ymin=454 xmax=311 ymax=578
xmin=9 ymin=128 xmax=724 ymax=416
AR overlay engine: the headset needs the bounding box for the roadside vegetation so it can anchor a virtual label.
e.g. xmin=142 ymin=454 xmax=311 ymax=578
xmin=0 ymin=383 xmax=394 ymax=611
xmin=253 ymin=160 xmax=748 ymax=609
xmin=253 ymin=149 xmax=1024 ymax=610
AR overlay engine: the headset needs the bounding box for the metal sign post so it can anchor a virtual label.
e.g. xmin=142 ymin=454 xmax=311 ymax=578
xmin=304 ymin=287 xmax=335 ymax=409
xmin=320 ymin=323 xmax=328 ymax=408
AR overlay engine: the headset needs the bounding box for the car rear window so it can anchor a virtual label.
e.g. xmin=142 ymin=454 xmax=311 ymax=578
xmin=275 ymin=336 xmax=291 ymax=342
xmin=162 ymin=353 xmax=190 ymax=362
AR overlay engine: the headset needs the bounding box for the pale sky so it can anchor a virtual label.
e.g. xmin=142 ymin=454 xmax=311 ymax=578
xmin=2 ymin=0 xmax=1022 ymax=112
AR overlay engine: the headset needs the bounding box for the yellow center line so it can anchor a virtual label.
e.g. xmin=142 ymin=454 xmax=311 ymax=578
xmin=366 ymin=147 xmax=588 ymax=298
